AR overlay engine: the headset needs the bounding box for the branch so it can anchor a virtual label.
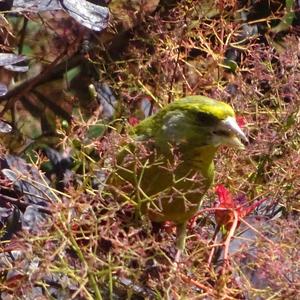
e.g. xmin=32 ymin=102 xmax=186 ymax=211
xmin=0 ymin=52 xmax=85 ymax=116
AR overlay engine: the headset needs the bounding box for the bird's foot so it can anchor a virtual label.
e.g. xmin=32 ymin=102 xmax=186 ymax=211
xmin=175 ymin=249 xmax=182 ymax=263
xmin=170 ymin=249 xmax=184 ymax=271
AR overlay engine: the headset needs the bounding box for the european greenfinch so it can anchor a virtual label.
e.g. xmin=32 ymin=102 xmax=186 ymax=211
xmin=108 ymin=95 xmax=247 ymax=257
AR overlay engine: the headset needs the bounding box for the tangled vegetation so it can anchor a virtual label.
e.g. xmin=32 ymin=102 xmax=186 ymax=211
xmin=0 ymin=0 xmax=299 ymax=299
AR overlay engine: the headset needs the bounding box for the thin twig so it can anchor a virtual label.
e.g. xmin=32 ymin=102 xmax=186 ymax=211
xmin=221 ymin=210 xmax=238 ymax=275
xmin=168 ymin=15 xmax=187 ymax=103
xmin=207 ymin=228 xmax=221 ymax=266
xmin=180 ymin=273 xmax=215 ymax=295
xmin=239 ymin=217 xmax=275 ymax=245
xmin=0 ymin=193 xmax=52 ymax=214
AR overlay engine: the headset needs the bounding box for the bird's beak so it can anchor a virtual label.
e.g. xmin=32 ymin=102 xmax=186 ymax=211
xmin=222 ymin=116 xmax=248 ymax=149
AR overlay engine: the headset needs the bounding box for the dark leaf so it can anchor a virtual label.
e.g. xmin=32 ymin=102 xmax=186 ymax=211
xmin=94 ymin=82 xmax=118 ymax=119
xmin=43 ymin=148 xmax=73 ymax=191
xmin=140 ymin=97 xmax=154 ymax=117
xmin=22 ymin=205 xmax=49 ymax=233
xmin=12 ymin=0 xmax=61 ymax=10
xmin=87 ymin=122 xmax=107 ymax=139
xmin=2 ymin=155 xmax=54 ymax=206
xmin=1 ymin=206 xmax=22 ymax=241
xmin=44 ymin=148 xmax=64 ymax=168
xmin=0 ymin=206 xmax=13 ymax=223
xmin=44 ymin=148 xmax=73 ymax=172
xmin=0 ymin=83 xmax=8 ymax=96
xmin=0 ymin=0 xmax=13 ymax=11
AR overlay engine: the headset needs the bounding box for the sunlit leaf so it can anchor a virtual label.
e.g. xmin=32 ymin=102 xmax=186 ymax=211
xmin=62 ymin=0 xmax=109 ymax=32
xmin=3 ymin=64 xmax=29 ymax=72
xmin=12 ymin=0 xmax=109 ymax=31
xmin=1 ymin=168 xmax=18 ymax=182
xmin=0 ymin=120 xmax=12 ymax=133
xmin=0 ymin=53 xmax=26 ymax=66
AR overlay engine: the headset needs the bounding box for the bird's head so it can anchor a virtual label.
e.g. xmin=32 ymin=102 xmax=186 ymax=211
xmin=133 ymin=95 xmax=248 ymax=151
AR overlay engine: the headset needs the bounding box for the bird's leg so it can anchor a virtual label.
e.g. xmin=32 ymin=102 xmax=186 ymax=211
xmin=175 ymin=221 xmax=187 ymax=262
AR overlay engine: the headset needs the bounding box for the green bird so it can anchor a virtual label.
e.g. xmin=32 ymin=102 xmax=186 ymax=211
xmin=108 ymin=95 xmax=247 ymax=258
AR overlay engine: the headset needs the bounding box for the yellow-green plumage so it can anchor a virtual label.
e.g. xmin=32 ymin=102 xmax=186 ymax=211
xmin=109 ymin=96 xmax=247 ymax=254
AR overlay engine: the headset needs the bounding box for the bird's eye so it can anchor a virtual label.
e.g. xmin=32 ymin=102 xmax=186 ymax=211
xmin=212 ymin=129 xmax=230 ymax=136
xmin=197 ymin=112 xmax=218 ymax=126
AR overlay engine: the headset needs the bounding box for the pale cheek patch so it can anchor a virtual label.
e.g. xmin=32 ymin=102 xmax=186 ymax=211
xmin=210 ymin=135 xmax=222 ymax=147
xmin=162 ymin=112 xmax=188 ymax=144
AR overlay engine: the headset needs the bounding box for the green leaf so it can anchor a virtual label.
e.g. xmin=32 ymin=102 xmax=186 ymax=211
xmin=87 ymin=123 xmax=107 ymax=139
xmin=271 ymin=0 xmax=295 ymax=34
